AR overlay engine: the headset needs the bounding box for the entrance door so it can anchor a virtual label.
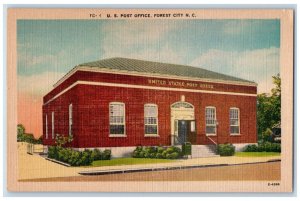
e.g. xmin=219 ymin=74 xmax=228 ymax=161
xmin=171 ymin=101 xmax=196 ymax=145
xmin=178 ymin=120 xmax=187 ymax=144
xmin=187 ymin=120 xmax=197 ymax=144
xmin=177 ymin=120 xmax=197 ymax=144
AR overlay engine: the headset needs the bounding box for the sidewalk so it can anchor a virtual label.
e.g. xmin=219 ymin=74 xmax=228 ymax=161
xmin=77 ymin=154 xmax=280 ymax=175
xmin=78 ymin=158 xmax=280 ymax=176
xmin=18 ymin=143 xmax=281 ymax=180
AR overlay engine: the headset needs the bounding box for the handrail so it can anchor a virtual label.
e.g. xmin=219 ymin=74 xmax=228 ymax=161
xmin=207 ymin=136 xmax=217 ymax=146
xmin=171 ymin=135 xmax=191 ymax=145
xmin=171 ymin=134 xmax=188 ymax=145
xmin=206 ymin=136 xmax=218 ymax=154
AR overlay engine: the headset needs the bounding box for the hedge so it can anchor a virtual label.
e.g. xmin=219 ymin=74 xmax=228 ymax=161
xmin=217 ymin=143 xmax=235 ymax=156
xmin=244 ymin=142 xmax=281 ymax=152
xmin=132 ymin=146 xmax=182 ymax=159
xmin=17 ymin=133 xmax=42 ymax=144
xmin=48 ymin=146 xmax=111 ymax=166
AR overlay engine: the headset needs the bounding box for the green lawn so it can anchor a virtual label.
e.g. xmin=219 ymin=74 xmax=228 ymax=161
xmin=91 ymin=158 xmax=174 ymax=167
xmin=235 ymin=152 xmax=281 ymax=157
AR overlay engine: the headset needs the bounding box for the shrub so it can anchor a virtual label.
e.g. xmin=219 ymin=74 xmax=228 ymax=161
xmin=161 ymin=150 xmax=168 ymax=159
xmin=103 ymin=149 xmax=112 ymax=160
xmin=272 ymin=143 xmax=281 ymax=152
xmin=165 ymin=147 xmax=175 ymax=154
xmin=132 ymin=146 xmax=143 ymax=158
xmin=91 ymin=149 xmax=102 ymax=160
xmin=261 ymin=142 xmax=281 ymax=152
xmin=132 ymin=146 xmax=182 ymax=159
xmin=91 ymin=149 xmax=111 ymax=161
xmin=132 ymin=150 xmax=140 ymax=158
xmin=150 ymin=153 xmax=156 ymax=158
xmin=167 ymin=152 xmax=179 ymax=159
xmin=135 ymin=146 xmax=143 ymax=152
xmin=145 ymin=146 xmax=157 ymax=154
xmin=68 ymin=150 xmax=81 ymax=166
xmin=47 ymin=147 xmax=111 ymax=166
xmin=80 ymin=150 xmax=93 ymax=165
xmin=217 ymin=143 xmax=235 ymax=156
xmin=244 ymin=144 xmax=258 ymax=152
xmin=138 ymin=151 xmax=145 ymax=158
xmin=156 ymin=153 xmax=163 ymax=159
xmin=48 ymin=146 xmax=58 ymax=159
xmin=144 ymin=152 xmax=150 ymax=158
xmin=157 ymin=146 xmax=164 ymax=153
xmin=244 ymin=142 xmax=281 ymax=152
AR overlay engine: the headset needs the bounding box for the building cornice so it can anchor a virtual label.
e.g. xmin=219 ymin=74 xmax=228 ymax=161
xmin=44 ymin=80 xmax=257 ymax=106
xmin=53 ymin=66 xmax=258 ymax=89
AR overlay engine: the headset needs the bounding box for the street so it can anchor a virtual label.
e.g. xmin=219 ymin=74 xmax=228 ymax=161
xmin=22 ymin=161 xmax=280 ymax=182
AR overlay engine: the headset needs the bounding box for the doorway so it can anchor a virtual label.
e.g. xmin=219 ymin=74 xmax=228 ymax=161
xmin=177 ymin=120 xmax=197 ymax=144
xmin=171 ymin=101 xmax=196 ymax=145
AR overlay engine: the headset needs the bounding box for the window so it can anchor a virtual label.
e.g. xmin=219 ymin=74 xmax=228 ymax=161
xmin=45 ymin=114 xmax=48 ymax=139
xmin=205 ymin=107 xmax=216 ymax=135
xmin=230 ymin=108 xmax=240 ymax=134
xmin=171 ymin=102 xmax=193 ymax=109
xmin=69 ymin=104 xmax=73 ymax=136
xmin=109 ymin=102 xmax=125 ymax=136
xmin=190 ymin=121 xmax=196 ymax=132
xmin=144 ymin=104 xmax=158 ymax=135
xmin=51 ymin=112 xmax=55 ymax=139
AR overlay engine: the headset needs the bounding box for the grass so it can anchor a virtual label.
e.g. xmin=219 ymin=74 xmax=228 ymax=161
xmin=235 ymin=152 xmax=281 ymax=157
xmin=91 ymin=158 xmax=175 ymax=167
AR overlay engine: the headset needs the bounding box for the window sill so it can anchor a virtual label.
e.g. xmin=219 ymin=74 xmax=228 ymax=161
xmin=144 ymin=135 xmax=159 ymax=137
xmin=109 ymin=135 xmax=127 ymax=137
xmin=230 ymin=134 xmax=241 ymax=136
xmin=206 ymin=134 xmax=217 ymax=136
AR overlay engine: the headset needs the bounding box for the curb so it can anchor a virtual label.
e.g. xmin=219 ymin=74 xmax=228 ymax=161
xmin=78 ymin=159 xmax=281 ymax=176
xmin=45 ymin=158 xmax=71 ymax=167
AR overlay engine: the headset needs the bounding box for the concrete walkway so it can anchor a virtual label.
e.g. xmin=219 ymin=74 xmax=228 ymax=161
xmin=18 ymin=143 xmax=281 ymax=180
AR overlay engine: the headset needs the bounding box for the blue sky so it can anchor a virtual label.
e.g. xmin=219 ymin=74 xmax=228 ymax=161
xmin=17 ymin=19 xmax=280 ymax=96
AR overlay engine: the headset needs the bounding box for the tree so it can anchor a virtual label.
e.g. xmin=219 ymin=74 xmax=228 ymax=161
xmin=17 ymin=124 xmax=43 ymax=144
xmin=257 ymin=74 xmax=281 ymax=141
xmin=37 ymin=135 xmax=43 ymax=144
xmin=17 ymin=124 xmax=25 ymax=142
xmin=55 ymin=134 xmax=73 ymax=147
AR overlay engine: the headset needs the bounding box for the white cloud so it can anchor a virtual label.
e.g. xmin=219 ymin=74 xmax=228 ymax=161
xmin=18 ymin=45 xmax=279 ymax=97
xmin=190 ymin=47 xmax=280 ymax=94
xmin=18 ymin=71 xmax=65 ymax=97
xmin=99 ymin=20 xmax=186 ymax=62
xmin=102 ymin=20 xmax=178 ymax=47
xmin=18 ymin=50 xmax=67 ymax=67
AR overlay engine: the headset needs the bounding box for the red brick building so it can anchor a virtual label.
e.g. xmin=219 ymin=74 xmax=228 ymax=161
xmin=43 ymin=57 xmax=257 ymax=157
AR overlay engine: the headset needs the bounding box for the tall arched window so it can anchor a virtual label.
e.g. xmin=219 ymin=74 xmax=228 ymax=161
xmin=109 ymin=102 xmax=126 ymax=136
xmin=144 ymin=104 xmax=158 ymax=136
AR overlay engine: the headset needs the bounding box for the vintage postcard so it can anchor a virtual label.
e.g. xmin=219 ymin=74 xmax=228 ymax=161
xmin=6 ymin=8 xmax=293 ymax=192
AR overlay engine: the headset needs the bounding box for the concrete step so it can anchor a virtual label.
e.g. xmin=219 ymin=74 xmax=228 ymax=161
xmin=191 ymin=145 xmax=219 ymax=158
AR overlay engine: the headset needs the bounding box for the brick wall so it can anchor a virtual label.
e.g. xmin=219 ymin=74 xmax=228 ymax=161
xmin=43 ymin=70 xmax=257 ymax=148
